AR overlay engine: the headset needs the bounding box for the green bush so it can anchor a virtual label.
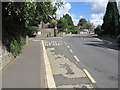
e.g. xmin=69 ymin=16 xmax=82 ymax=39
xmin=9 ymin=36 xmax=26 ymax=57
xmin=27 ymin=26 xmax=39 ymax=37
xmin=10 ymin=39 xmax=21 ymax=57
xmin=65 ymin=29 xmax=79 ymax=34
xmin=94 ymin=25 xmax=104 ymax=36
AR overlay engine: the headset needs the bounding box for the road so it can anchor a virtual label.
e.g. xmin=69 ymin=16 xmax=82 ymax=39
xmin=63 ymin=34 xmax=118 ymax=88
xmin=42 ymin=33 xmax=118 ymax=88
xmin=2 ymin=33 xmax=118 ymax=88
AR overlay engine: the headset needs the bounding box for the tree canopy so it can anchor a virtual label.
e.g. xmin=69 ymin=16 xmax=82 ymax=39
xmin=57 ymin=18 xmax=68 ymax=31
xmin=77 ymin=18 xmax=94 ymax=30
xmin=78 ymin=18 xmax=87 ymax=28
xmin=2 ymin=1 xmax=62 ymax=57
xmin=63 ymin=14 xmax=74 ymax=26
xmin=102 ymin=0 xmax=119 ymax=36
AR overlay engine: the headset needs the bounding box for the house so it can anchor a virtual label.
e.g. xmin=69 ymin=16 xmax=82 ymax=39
xmin=39 ymin=17 xmax=58 ymax=29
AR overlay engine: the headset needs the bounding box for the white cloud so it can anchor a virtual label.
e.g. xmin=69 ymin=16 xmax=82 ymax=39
xmin=90 ymin=19 xmax=103 ymax=26
xmin=89 ymin=0 xmax=107 ymax=26
xmin=56 ymin=3 xmax=71 ymax=19
xmin=91 ymin=13 xmax=104 ymax=19
xmin=70 ymin=13 xmax=76 ymax=19
xmin=68 ymin=13 xmax=79 ymax=26
xmin=90 ymin=0 xmax=120 ymax=26
xmin=90 ymin=13 xmax=104 ymax=26
xmin=118 ymin=1 xmax=120 ymax=13
xmin=73 ymin=19 xmax=79 ymax=26
xmin=79 ymin=16 xmax=83 ymax=18
xmin=91 ymin=0 xmax=108 ymax=14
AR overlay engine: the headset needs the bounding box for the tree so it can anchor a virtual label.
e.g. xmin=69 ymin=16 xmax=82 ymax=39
xmin=102 ymin=0 xmax=119 ymax=36
xmin=77 ymin=18 xmax=88 ymax=29
xmin=48 ymin=21 xmax=57 ymax=28
xmin=57 ymin=18 xmax=68 ymax=32
xmin=94 ymin=25 xmax=104 ymax=36
xmin=63 ymin=14 xmax=74 ymax=30
xmin=77 ymin=18 xmax=94 ymax=30
xmin=85 ymin=21 xmax=94 ymax=30
xmin=116 ymin=15 xmax=120 ymax=35
xmin=2 ymin=1 xmax=62 ymax=57
xmin=63 ymin=14 xmax=74 ymax=27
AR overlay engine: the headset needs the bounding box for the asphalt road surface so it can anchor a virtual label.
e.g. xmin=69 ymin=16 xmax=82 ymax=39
xmin=63 ymin=34 xmax=118 ymax=88
xmin=43 ymin=33 xmax=118 ymax=88
xmin=3 ymin=33 xmax=118 ymax=88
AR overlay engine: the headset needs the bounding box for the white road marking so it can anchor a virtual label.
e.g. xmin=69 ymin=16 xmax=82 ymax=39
xmin=83 ymin=69 xmax=96 ymax=84
xmin=70 ymin=49 xmax=73 ymax=53
xmin=94 ymin=38 xmax=102 ymax=41
xmin=67 ymin=46 xmax=70 ymax=48
xmin=45 ymin=44 xmax=48 ymax=46
xmin=74 ymin=56 xmax=80 ymax=62
xmin=109 ymin=42 xmax=112 ymax=44
xmin=41 ymin=40 xmax=56 ymax=88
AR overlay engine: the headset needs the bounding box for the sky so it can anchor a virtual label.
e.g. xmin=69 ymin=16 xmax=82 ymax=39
xmin=56 ymin=0 xmax=120 ymax=26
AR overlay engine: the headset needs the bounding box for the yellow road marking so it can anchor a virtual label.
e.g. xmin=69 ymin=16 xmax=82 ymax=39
xmin=74 ymin=56 xmax=80 ymax=62
xmin=83 ymin=69 xmax=96 ymax=83
xmin=41 ymin=40 xmax=56 ymax=88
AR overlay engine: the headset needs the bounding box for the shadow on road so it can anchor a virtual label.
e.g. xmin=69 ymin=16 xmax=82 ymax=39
xmin=72 ymin=35 xmax=98 ymax=39
xmin=85 ymin=41 xmax=119 ymax=51
xmin=70 ymin=34 xmax=119 ymax=51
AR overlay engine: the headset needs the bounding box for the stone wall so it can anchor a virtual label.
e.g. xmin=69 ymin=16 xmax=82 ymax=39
xmin=1 ymin=45 xmax=14 ymax=69
xmin=1 ymin=36 xmax=29 ymax=69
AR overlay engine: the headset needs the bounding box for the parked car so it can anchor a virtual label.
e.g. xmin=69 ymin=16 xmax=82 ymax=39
xmin=117 ymin=35 xmax=120 ymax=46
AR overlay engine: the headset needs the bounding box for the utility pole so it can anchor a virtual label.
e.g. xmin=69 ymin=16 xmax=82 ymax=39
xmin=54 ymin=26 xmax=57 ymax=37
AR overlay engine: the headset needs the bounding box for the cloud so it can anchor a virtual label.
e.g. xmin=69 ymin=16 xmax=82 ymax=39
xmin=90 ymin=13 xmax=104 ymax=26
xmin=72 ymin=19 xmax=79 ymax=26
xmin=79 ymin=16 xmax=83 ymax=18
xmin=89 ymin=0 xmax=107 ymax=26
xmin=118 ymin=1 xmax=120 ymax=13
xmin=91 ymin=13 xmax=104 ymax=19
xmin=90 ymin=0 xmax=120 ymax=26
xmin=56 ymin=3 xmax=71 ymax=19
xmin=68 ymin=13 xmax=79 ymax=26
xmin=91 ymin=1 xmax=108 ymax=14
xmin=72 ymin=15 xmax=84 ymax=26
xmin=90 ymin=19 xmax=103 ymax=26
xmin=70 ymin=13 xmax=76 ymax=19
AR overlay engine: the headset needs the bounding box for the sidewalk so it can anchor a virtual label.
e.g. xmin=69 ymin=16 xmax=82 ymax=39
xmin=2 ymin=40 xmax=46 ymax=88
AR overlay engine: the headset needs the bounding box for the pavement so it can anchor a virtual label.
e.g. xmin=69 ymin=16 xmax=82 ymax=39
xmin=2 ymin=40 xmax=46 ymax=88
